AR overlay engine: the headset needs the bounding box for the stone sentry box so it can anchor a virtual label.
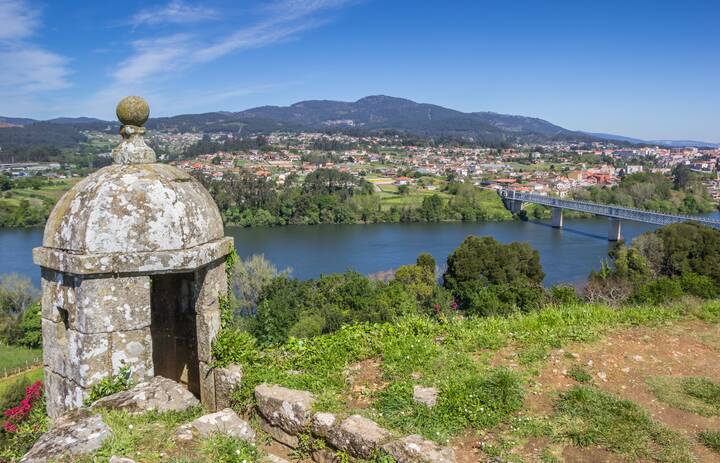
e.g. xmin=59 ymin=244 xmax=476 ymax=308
xmin=33 ymin=97 xmax=233 ymax=418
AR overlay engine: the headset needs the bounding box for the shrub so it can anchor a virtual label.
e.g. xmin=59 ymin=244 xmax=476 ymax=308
xmin=444 ymin=236 xmax=544 ymax=290
xmin=630 ymin=277 xmax=684 ymax=305
xmin=84 ymin=365 xmax=133 ymax=405
xmin=550 ymin=285 xmax=581 ymax=305
xmin=457 ymin=279 xmax=548 ymax=316
xmin=0 ymin=382 xmax=46 ymax=462
xmin=679 ymin=272 xmax=719 ymax=299
xmin=212 ymin=329 xmax=260 ymax=368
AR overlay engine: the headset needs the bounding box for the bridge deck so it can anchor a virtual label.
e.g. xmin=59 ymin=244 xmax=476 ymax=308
xmin=500 ymin=190 xmax=720 ymax=228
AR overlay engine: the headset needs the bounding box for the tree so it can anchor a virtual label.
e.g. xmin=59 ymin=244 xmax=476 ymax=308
xmin=420 ymin=194 xmax=444 ymax=222
xmin=398 ymin=184 xmax=410 ymax=195
xmin=230 ymin=254 xmax=290 ymax=316
xmin=416 ymin=252 xmax=436 ymax=272
xmin=443 ymin=236 xmax=544 ymax=290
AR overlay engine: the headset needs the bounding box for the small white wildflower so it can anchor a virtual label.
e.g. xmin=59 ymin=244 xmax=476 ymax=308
xmin=128 ymin=424 xmax=134 ymax=430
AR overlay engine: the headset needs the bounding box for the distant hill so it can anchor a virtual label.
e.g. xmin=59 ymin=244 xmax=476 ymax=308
xmin=1 ymin=95 xmax=718 ymax=162
xmin=147 ymin=95 xmax=599 ymax=145
xmin=585 ymin=132 xmax=720 ymax=148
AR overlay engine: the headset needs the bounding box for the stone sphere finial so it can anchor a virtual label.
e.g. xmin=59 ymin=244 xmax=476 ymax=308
xmin=116 ymin=96 xmax=150 ymax=127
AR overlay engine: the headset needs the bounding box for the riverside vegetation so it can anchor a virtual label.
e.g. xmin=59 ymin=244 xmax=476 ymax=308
xmin=3 ymin=222 xmax=720 ymax=461
xmin=1 ymin=163 xmax=714 ymax=229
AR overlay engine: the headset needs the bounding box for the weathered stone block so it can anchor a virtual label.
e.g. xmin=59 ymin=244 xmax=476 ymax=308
xmin=91 ymin=376 xmax=199 ymax=412
xmin=311 ymin=449 xmax=338 ymax=463
xmin=325 ymin=415 xmax=392 ymax=459
xmin=412 ymin=385 xmax=438 ymax=408
xmin=196 ymin=308 xmax=221 ymax=363
xmin=75 ymin=276 xmax=151 ymax=333
xmin=199 ymin=361 xmax=216 ymax=411
xmin=310 ymin=412 xmax=337 ymax=438
xmin=255 ymin=384 xmax=316 ymax=435
xmin=195 ymin=260 xmax=227 ymax=307
xmin=215 ymin=363 xmax=243 ymax=409
xmin=259 ymin=416 xmax=300 ymax=448
xmin=21 ymin=410 xmax=111 ymax=463
xmin=382 ymin=435 xmax=456 ymax=463
xmin=44 ymin=369 xmax=85 ymax=419
xmin=189 ymin=408 xmax=255 ymax=442
xmin=68 ymin=330 xmax=111 ymax=388
xmin=42 ymin=318 xmax=69 ymax=378
xmin=40 ymin=268 xmax=76 ymax=324
xmin=110 ymin=328 xmax=153 ymax=382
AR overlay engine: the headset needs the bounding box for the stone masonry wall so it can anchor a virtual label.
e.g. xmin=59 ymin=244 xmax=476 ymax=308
xmin=41 ymin=268 xmax=153 ymax=418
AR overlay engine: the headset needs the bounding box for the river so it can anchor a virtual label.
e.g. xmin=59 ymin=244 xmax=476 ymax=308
xmin=5 ymin=215 xmax=719 ymax=288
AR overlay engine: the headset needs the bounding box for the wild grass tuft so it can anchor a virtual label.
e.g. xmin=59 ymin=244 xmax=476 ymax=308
xmin=698 ymin=429 xmax=720 ymax=453
xmin=647 ymin=376 xmax=720 ymax=417
xmin=554 ymin=385 xmax=693 ymax=462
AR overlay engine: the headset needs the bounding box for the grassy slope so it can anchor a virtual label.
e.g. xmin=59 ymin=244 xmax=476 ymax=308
xmin=61 ymin=299 xmax=719 ymax=462
xmin=0 ymin=345 xmax=42 ymax=372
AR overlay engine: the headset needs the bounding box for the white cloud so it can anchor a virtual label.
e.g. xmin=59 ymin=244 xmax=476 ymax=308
xmin=131 ymin=0 xmax=218 ymax=26
xmin=114 ymin=34 xmax=191 ymax=84
xmin=0 ymin=0 xmax=38 ymax=40
xmin=112 ymin=0 xmax=355 ymax=85
xmin=0 ymin=46 xmax=70 ymax=92
xmin=0 ymin=0 xmax=71 ymax=95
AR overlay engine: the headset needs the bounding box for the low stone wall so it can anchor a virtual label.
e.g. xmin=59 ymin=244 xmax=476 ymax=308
xmin=252 ymin=383 xmax=455 ymax=463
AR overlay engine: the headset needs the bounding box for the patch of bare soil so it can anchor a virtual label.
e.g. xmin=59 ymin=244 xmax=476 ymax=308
xmin=561 ymin=445 xmax=627 ymax=463
xmin=529 ymin=320 xmax=720 ymax=462
xmin=345 ymin=358 xmax=387 ymax=410
xmin=449 ymin=431 xmax=483 ymax=463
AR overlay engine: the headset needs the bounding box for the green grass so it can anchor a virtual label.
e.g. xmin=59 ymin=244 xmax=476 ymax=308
xmin=566 ymin=364 xmax=593 ymax=383
xmin=554 ymin=385 xmax=693 ymax=462
xmin=76 ymin=407 xmax=205 ymax=462
xmin=217 ymin=300 xmax=720 ymax=445
xmin=0 ymin=344 xmax=42 ymax=372
xmin=646 ymin=376 xmax=720 ymax=417
xmin=698 ymin=429 xmax=720 ymax=453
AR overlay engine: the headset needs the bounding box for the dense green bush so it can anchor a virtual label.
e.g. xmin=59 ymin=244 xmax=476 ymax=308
xmin=250 ymin=271 xmax=420 ymax=346
xmin=443 ymin=236 xmax=544 ymax=290
xmin=630 ymin=277 xmax=685 ymax=305
xmin=456 ymin=279 xmax=548 ymax=316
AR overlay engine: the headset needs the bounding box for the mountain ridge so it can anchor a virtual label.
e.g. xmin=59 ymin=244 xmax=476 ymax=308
xmin=1 ymin=96 xmax=718 ymax=149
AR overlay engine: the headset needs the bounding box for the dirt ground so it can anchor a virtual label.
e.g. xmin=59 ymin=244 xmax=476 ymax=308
xmin=510 ymin=320 xmax=720 ymax=462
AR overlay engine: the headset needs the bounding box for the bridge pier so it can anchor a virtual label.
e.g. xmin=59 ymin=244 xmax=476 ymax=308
xmin=551 ymin=207 xmax=564 ymax=228
xmin=504 ymin=199 xmax=525 ymax=214
xmin=608 ymin=218 xmax=622 ymax=241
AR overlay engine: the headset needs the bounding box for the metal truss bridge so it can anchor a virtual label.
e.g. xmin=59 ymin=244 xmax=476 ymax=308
xmin=497 ymin=189 xmax=720 ymax=240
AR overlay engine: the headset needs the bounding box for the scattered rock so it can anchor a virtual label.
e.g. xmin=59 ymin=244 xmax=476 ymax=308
xmin=215 ymin=364 xmax=243 ymax=409
xmin=383 ymin=435 xmax=456 ymax=463
xmin=310 ymin=412 xmax=337 ymax=438
xmin=174 ymin=423 xmax=195 ymax=441
xmin=325 ymin=415 xmax=392 ymax=459
xmin=412 ymin=385 xmax=438 ymax=408
xmin=312 ymin=448 xmax=339 ymax=463
xmin=21 ymin=410 xmax=111 ymax=463
xmin=255 ymin=384 xmax=315 ymax=434
xmin=187 ymin=408 xmax=255 ymax=442
xmin=109 ymin=457 xmax=137 ymax=463
xmin=91 ymin=376 xmax=199 ymax=413
xmin=265 ymin=454 xmax=291 ymax=463
xmin=259 ymin=416 xmax=299 ymax=448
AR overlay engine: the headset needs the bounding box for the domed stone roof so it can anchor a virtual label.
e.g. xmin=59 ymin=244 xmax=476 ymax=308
xmin=43 ymin=163 xmax=224 ymax=254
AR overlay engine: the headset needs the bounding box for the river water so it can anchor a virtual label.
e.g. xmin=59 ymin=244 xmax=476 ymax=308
xmin=6 ymin=215 xmax=718 ymax=288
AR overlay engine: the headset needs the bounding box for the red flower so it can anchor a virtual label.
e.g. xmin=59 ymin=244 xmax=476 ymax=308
xmin=2 ymin=381 xmax=43 ymax=433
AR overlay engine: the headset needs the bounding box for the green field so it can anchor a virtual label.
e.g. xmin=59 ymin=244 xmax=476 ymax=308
xmin=0 ymin=344 xmax=42 ymax=373
xmin=375 ymin=183 xmax=452 ymax=210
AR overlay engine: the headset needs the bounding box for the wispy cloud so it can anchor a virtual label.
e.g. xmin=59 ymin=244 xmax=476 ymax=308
xmin=112 ymin=0 xmax=355 ymax=85
xmin=131 ymin=0 xmax=218 ymax=26
xmin=0 ymin=0 xmax=70 ymax=94
xmin=0 ymin=0 xmax=38 ymax=40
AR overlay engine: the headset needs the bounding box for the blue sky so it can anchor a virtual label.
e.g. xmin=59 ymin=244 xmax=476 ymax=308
xmin=0 ymin=0 xmax=718 ymax=141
